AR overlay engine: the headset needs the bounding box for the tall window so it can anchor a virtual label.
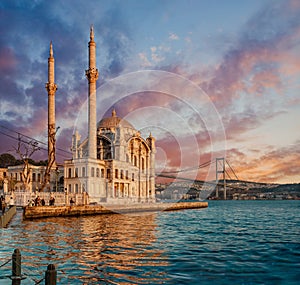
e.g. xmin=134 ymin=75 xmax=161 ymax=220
xmin=32 ymin=173 xmax=36 ymax=182
xmin=82 ymin=167 xmax=86 ymax=177
xmin=101 ymin=168 xmax=104 ymax=178
xmin=107 ymin=169 xmax=111 ymax=179
xmin=75 ymin=168 xmax=78 ymax=177
xmin=134 ymin=156 xmax=137 ymax=166
xmin=115 ymin=169 xmax=118 ymax=179
xmin=91 ymin=167 xmax=95 ymax=177
xmin=96 ymin=168 xmax=100 ymax=177
xmin=120 ymin=170 xmax=124 ymax=179
xmin=68 ymin=168 xmax=72 ymax=178
xmin=132 ymin=173 xmax=134 ymax=181
xmin=141 ymin=157 xmax=145 ymax=172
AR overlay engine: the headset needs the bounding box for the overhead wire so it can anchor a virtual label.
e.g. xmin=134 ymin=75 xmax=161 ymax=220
xmin=0 ymin=125 xmax=71 ymax=159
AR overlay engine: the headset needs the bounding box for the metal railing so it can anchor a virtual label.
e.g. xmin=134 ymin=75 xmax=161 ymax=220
xmin=0 ymin=249 xmax=57 ymax=285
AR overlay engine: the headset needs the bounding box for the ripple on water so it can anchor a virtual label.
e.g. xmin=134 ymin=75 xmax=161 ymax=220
xmin=0 ymin=201 xmax=299 ymax=284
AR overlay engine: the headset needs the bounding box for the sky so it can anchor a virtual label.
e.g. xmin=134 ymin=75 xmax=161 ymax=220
xmin=0 ymin=0 xmax=299 ymax=184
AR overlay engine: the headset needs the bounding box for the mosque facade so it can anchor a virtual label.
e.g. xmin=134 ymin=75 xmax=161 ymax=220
xmin=63 ymin=28 xmax=156 ymax=204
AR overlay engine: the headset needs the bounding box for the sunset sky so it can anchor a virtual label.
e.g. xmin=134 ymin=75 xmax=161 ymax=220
xmin=0 ymin=0 xmax=299 ymax=184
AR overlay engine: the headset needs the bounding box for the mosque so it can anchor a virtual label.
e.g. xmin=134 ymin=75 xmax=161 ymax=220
xmin=0 ymin=27 xmax=156 ymax=205
xmin=62 ymin=28 xmax=156 ymax=203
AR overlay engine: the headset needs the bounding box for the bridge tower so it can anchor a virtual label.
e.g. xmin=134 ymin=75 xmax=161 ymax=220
xmin=216 ymin=157 xmax=226 ymax=200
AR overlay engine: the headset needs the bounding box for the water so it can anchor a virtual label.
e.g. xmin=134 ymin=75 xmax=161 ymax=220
xmin=0 ymin=200 xmax=300 ymax=284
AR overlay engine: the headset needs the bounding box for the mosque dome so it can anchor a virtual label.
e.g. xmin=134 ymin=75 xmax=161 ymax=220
xmin=97 ymin=109 xmax=135 ymax=130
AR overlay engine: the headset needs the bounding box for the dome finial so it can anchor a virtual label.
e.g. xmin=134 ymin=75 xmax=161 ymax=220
xmin=112 ymin=108 xmax=116 ymax=117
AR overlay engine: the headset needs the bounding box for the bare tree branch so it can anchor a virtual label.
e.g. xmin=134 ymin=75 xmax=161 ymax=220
xmin=12 ymin=135 xmax=41 ymax=191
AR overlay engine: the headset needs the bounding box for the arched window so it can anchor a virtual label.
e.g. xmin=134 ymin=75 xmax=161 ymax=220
xmin=68 ymin=168 xmax=72 ymax=178
xmin=96 ymin=168 xmax=100 ymax=177
xmin=97 ymin=137 xmax=112 ymax=160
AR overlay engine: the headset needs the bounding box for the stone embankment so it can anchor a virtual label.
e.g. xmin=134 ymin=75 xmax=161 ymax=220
xmin=23 ymin=201 xmax=208 ymax=219
xmin=1 ymin=206 xmax=17 ymax=227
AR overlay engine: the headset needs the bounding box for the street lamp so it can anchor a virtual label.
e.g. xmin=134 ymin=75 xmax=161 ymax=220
xmin=55 ymin=167 xmax=60 ymax=192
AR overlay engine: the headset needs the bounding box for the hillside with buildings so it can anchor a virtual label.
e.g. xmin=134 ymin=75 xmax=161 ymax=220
xmin=155 ymin=180 xmax=300 ymax=201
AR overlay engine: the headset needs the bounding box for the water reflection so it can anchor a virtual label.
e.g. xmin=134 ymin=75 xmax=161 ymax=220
xmin=1 ymin=212 xmax=169 ymax=284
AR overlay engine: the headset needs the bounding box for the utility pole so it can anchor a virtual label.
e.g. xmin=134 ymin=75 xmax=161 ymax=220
xmin=216 ymin=157 xmax=226 ymax=200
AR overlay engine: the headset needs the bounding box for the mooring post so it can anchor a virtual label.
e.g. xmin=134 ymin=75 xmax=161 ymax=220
xmin=45 ymin=264 xmax=57 ymax=285
xmin=11 ymin=248 xmax=21 ymax=285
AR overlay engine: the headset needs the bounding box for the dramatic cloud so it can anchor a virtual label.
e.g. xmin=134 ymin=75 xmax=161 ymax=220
xmin=0 ymin=0 xmax=299 ymax=183
xmin=200 ymin=0 xmax=300 ymax=109
xmin=227 ymin=141 xmax=300 ymax=183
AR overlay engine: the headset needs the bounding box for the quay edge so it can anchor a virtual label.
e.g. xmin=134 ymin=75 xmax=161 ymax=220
xmin=23 ymin=201 xmax=208 ymax=220
xmin=1 ymin=206 xmax=17 ymax=227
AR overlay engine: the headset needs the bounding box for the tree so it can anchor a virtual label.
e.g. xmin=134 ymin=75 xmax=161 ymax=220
xmin=11 ymin=127 xmax=58 ymax=192
xmin=12 ymin=135 xmax=41 ymax=191
xmin=0 ymin=153 xmax=16 ymax=167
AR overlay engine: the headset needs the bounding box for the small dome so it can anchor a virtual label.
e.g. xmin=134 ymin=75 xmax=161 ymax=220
xmin=97 ymin=109 xmax=135 ymax=130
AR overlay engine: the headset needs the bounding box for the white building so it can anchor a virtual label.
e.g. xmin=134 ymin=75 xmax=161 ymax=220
xmin=63 ymin=28 xmax=156 ymax=204
xmin=1 ymin=164 xmax=63 ymax=193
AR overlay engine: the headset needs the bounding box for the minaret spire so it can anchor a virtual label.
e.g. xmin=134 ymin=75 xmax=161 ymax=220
xmin=90 ymin=25 xmax=94 ymax=41
xmin=46 ymin=41 xmax=57 ymax=167
xmin=49 ymin=41 xmax=53 ymax=57
xmin=85 ymin=26 xmax=99 ymax=159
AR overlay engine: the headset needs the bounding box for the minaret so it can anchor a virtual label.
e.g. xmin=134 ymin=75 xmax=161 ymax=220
xmin=147 ymin=133 xmax=156 ymax=199
xmin=45 ymin=42 xmax=57 ymax=166
xmin=85 ymin=26 xmax=99 ymax=159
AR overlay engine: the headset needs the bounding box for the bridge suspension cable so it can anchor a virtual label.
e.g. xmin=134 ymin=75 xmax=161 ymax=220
xmin=158 ymin=160 xmax=214 ymax=174
xmin=225 ymin=159 xmax=239 ymax=180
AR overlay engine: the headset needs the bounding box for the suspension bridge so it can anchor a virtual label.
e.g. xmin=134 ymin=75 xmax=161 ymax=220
xmin=156 ymin=157 xmax=241 ymax=200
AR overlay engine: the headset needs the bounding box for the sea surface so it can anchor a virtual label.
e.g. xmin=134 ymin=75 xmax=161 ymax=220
xmin=0 ymin=200 xmax=299 ymax=285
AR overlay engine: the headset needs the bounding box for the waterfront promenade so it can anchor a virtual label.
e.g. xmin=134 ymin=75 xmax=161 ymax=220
xmin=23 ymin=201 xmax=208 ymax=219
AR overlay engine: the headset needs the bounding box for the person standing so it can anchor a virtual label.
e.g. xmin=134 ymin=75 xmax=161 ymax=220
xmin=49 ymin=195 xmax=55 ymax=206
xmin=1 ymin=195 xmax=6 ymax=215
xmin=9 ymin=197 xmax=15 ymax=208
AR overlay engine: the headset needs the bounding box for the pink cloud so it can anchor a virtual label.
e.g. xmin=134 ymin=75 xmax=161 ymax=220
xmin=226 ymin=142 xmax=300 ymax=183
